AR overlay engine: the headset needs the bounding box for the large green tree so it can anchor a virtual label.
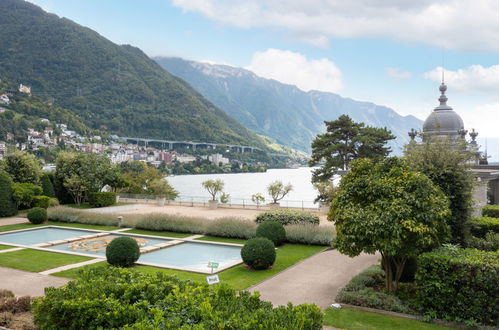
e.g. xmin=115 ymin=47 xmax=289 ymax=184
xmin=4 ymin=150 xmax=42 ymax=184
xmin=404 ymin=139 xmax=475 ymax=245
xmin=0 ymin=171 xmax=17 ymax=217
xmin=309 ymin=115 xmax=394 ymax=183
xmin=330 ymin=157 xmax=450 ymax=292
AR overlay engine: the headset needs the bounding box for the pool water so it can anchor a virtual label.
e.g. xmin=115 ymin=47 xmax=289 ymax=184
xmin=0 ymin=227 xmax=96 ymax=246
xmin=139 ymin=242 xmax=242 ymax=272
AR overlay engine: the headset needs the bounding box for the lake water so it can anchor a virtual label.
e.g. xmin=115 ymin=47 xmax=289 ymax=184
xmin=167 ymin=167 xmax=319 ymax=208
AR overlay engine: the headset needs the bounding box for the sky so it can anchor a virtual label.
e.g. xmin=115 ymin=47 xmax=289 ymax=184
xmin=27 ymin=0 xmax=499 ymax=159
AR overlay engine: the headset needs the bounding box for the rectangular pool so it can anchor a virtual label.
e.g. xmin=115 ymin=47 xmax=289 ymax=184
xmin=0 ymin=227 xmax=97 ymax=246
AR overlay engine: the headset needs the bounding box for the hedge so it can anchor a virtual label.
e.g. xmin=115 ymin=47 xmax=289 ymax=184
xmin=32 ymin=196 xmax=50 ymax=209
xmin=256 ymin=221 xmax=286 ymax=246
xmin=469 ymin=217 xmax=499 ymax=238
xmin=0 ymin=171 xmax=17 ymax=217
xmin=255 ymin=209 xmax=320 ymax=226
xmin=466 ymin=232 xmax=499 ymax=251
xmin=482 ymin=204 xmax=499 ymax=218
xmin=88 ymin=192 xmax=116 ymax=208
xmin=32 ymin=267 xmax=323 ymax=329
xmin=415 ymin=247 xmax=499 ymax=325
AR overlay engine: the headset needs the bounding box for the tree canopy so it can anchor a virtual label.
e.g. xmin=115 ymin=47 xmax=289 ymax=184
xmin=309 ymin=115 xmax=395 ymax=183
xmin=330 ymin=157 xmax=450 ymax=292
xmin=4 ymin=151 xmax=42 ymax=185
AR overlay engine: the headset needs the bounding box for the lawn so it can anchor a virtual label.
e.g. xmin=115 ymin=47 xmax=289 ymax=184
xmin=195 ymin=235 xmax=247 ymax=245
xmin=52 ymin=243 xmax=325 ymax=291
xmin=122 ymin=228 xmax=191 ymax=239
xmin=0 ymin=223 xmax=45 ymax=232
xmin=323 ymin=308 xmax=453 ymax=330
xmin=0 ymin=244 xmax=14 ymax=250
xmin=0 ymin=249 xmax=92 ymax=272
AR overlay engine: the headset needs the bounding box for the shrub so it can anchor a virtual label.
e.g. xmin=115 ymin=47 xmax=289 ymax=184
xmin=27 ymin=208 xmax=47 ymax=224
xmin=241 ymin=237 xmax=276 ymax=270
xmin=32 ymin=267 xmax=323 ymax=329
xmin=285 ymin=224 xmax=335 ymax=246
xmin=416 ymin=247 xmax=499 ymax=325
xmin=41 ymin=173 xmax=55 ymax=198
xmin=48 ymin=198 xmax=59 ymax=207
xmin=47 ymin=206 xmax=119 ymax=226
xmin=124 ymin=213 xmax=207 ymax=234
xmin=0 ymin=290 xmax=14 ymax=299
xmin=256 ymin=221 xmax=286 ymax=246
xmin=32 ymin=195 xmax=50 ymax=209
xmin=205 ymin=217 xmax=256 ymax=239
xmin=466 ymin=232 xmax=499 ymax=251
xmin=482 ymin=205 xmax=499 ymax=218
xmin=0 ymin=171 xmax=17 ymax=217
xmin=88 ymin=192 xmax=116 ymax=208
xmin=256 ymin=209 xmax=320 ymax=226
xmin=0 ymin=296 xmax=31 ymax=313
xmin=469 ymin=216 xmax=499 ymax=238
xmin=106 ymin=237 xmax=140 ymax=267
xmin=11 ymin=182 xmax=42 ymax=209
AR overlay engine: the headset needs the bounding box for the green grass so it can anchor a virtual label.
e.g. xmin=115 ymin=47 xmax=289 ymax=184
xmin=323 ymin=308 xmax=453 ymax=330
xmin=46 ymin=221 xmax=118 ymax=231
xmin=0 ymin=223 xmax=45 ymax=232
xmin=0 ymin=249 xmax=92 ymax=272
xmin=122 ymin=228 xmax=191 ymax=238
xmin=53 ymin=244 xmax=325 ymax=291
xmin=195 ymin=236 xmax=247 ymax=245
xmin=0 ymin=244 xmax=15 ymax=250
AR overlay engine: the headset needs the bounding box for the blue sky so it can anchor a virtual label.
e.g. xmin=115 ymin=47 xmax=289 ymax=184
xmin=27 ymin=0 xmax=499 ymax=158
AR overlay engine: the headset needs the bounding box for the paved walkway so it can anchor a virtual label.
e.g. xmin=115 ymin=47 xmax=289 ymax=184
xmin=249 ymin=249 xmax=379 ymax=309
xmin=0 ymin=217 xmax=28 ymax=226
xmin=0 ymin=266 xmax=70 ymax=297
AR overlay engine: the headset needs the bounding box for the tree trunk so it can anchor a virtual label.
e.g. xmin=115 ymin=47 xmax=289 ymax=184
xmin=381 ymin=254 xmax=408 ymax=292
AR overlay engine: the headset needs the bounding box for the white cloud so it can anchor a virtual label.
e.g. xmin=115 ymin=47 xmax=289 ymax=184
xmin=463 ymin=103 xmax=499 ymax=138
xmin=386 ymin=67 xmax=412 ymax=79
xmin=424 ymin=65 xmax=499 ymax=94
xmin=171 ymin=0 xmax=499 ymax=52
xmin=246 ymin=49 xmax=343 ymax=93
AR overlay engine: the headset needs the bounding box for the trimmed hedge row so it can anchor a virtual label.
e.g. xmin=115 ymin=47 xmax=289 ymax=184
xmin=255 ymin=209 xmax=320 ymax=226
xmin=482 ymin=204 xmax=499 ymax=218
xmin=32 ymin=267 xmax=323 ymax=329
xmin=469 ymin=216 xmax=499 ymax=238
xmin=88 ymin=192 xmax=116 ymax=208
xmin=415 ymin=247 xmax=499 ymax=325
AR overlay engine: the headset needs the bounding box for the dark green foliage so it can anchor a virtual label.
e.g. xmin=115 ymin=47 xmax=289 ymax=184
xmin=11 ymin=182 xmax=42 ymax=209
xmin=416 ymin=247 xmax=499 ymax=325
xmin=336 ymin=265 xmax=415 ymax=314
xmin=27 ymin=207 xmax=47 ymax=224
xmin=482 ymin=205 xmax=499 ymax=218
xmin=241 ymin=237 xmax=276 ymax=270
xmin=466 ymin=232 xmax=499 ymax=251
xmin=469 ymin=217 xmax=499 ymax=238
xmin=256 ymin=221 xmax=286 ymax=246
xmin=40 ymin=173 xmax=55 ymax=198
xmin=309 ymin=114 xmax=395 ymax=182
xmin=32 ymin=267 xmax=323 ymax=329
xmin=255 ymin=209 xmax=320 ymax=226
xmin=32 ymin=195 xmax=50 ymax=209
xmin=88 ymin=192 xmax=116 ymax=208
xmin=0 ymin=171 xmax=17 ymax=217
xmin=0 ymin=0 xmax=265 ymax=148
xmin=106 ymin=237 xmax=140 ymax=267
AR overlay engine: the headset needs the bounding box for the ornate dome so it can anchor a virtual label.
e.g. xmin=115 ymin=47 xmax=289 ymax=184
xmin=422 ymin=83 xmax=465 ymax=138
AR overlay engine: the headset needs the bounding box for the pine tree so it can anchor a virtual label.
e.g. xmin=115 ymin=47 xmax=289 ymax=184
xmin=41 ymin=172 xmax=55 ymax=197
xmin=0 ymin=171 xmax=17 ymax=217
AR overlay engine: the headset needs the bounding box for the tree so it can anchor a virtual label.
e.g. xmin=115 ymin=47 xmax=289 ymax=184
xmin=0 ymin=171 xmax=17 ymax=217
xmin=309 ymin=115 xmax=395 ymax=183
xmin=41 ymin=172 xmax=55 ymax=197
xmin=404 ymin=139 xmax=475 ymax=245
xmin=251 ymin=193 xmax=265 ymax=207
xmin=4 ymin=151 xmax=42 ymax=184
xmin=330 ymin=157 xmax=450 ymax=292
xmin=11 ymin=182 xmax=43 ymax=209
xmin=202 ymin=179 xmax=224 ymax=201
xmin=120 ymin=161 xmax=163 ymax=194
xmin=147 ymin=178 xmax=178 ymax=200
xmin=267 ymin=180 xmax=293 ymax=204
xmin=313 ymin=181 xmax=336 ymax=205
xmin=64 ymin=175 xmax=86 ymax=206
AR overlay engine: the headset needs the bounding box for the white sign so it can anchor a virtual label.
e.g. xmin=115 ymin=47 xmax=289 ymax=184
xmin=206 ymin=274 xmax=220 ymax=285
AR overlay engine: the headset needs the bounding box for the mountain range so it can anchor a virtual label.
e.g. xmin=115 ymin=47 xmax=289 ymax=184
xmin=156 ymin=57 xmax=423 ymax=154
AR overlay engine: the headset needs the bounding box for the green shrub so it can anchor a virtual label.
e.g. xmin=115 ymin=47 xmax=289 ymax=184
xmin=88 ymin=192 xmax=116 ymax=208
xmin=48 ymin=198 xmax=59 ymax=207
xmin=336 ymin=265 xmax=415 ymax=314
xmin=106 ymin=237 xmax=140 ymax=267
xmin=47 ymin=206 xmax=120 ymax=226
xmin=482 ymin=205 xmax=499 ymax=218
xmin=0 ymin=171 xmax=17 ymax=217
xmin=11 ymin=182 xmax=42 ymax=209
xmin=469 ymin=216 xmax=499 ymax=238
xmin=32 ymin=267 xmax=323 ymax=329
xmin=27 ymin=207 xmax=47 ymax=224
xmin=255 ymin=209 xmax=320 ymax=226
xmin=41 ymin=173 xmax=55 ymax=198
xmin=256 ymin=221 xmax=286 ymax=246
xmin=466 ymin=232 xmax=499 ymax=251
xmin=32 ymin=195 xmax=50 ymax=209
xmin=204 ymin=217 xmax=256 ymax=239
xmin=285 ymin=224 xmax=335 ymax=245
xmin=241 ymin=237 xmax=276 ymax=270
xmin=416 ymin=247 xmax=499 ymax=325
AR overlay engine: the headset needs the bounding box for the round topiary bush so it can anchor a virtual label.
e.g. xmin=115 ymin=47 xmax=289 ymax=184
xmin=27 ymin=207 xmax=47 ymax=224
xmin=241 ymin=237 xmax=276 ymax=270
xmin=256 ymin=221 xmax=286 ymax=246
xmin=106 ymin=237 xmax=140 ymax=267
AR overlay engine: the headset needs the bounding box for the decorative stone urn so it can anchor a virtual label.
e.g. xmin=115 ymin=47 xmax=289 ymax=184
xmin=208 ymin=200 xmax=218 ymax=209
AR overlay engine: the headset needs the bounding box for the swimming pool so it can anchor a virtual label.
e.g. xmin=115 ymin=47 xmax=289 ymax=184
xmin=0 ymin=227 xmax=96 ymax=246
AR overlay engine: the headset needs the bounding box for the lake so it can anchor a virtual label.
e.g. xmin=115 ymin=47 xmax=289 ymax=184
xmin=167 ymin=167 xmax=319 ymax=208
